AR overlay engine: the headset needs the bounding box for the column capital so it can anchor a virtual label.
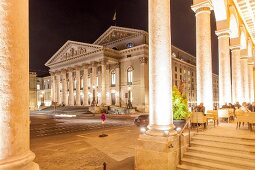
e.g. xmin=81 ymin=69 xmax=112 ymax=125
xmin=91 ymin=61 xmax=98 ymax=67
xmin=215 ymin=29 xmax=230 ymax=38
xmin=230 ymin=45 xmax=240 ymax=51
xmin=139 ymin=57 xmax=148 ymax=64
xmin=99 ymin=58 xmax=108 ymax=65
xmin=191 ymin=0 xmax=212 ymax=15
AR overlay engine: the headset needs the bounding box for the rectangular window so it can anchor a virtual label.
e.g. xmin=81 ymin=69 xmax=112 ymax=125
xmin=127 ymin=71 xmax=133 ymax=84
xmin=111 ymin=73 xmax=116 ymax=85
xmin=37 ymin=84 xmax=40 ymax=90
xmin=96 ymin=76 xmax=99 ymax=87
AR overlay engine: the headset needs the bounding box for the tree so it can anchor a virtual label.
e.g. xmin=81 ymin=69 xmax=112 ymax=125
xmin=172 ymin=86 xmax=189 ymax=120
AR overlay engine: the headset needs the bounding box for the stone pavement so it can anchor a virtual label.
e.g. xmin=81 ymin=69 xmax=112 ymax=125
xmin=31 ymin=126 xmax=140 ymax=170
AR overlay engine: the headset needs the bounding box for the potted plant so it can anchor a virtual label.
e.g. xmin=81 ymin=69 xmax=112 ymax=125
xmin=172 ymin=85 xmax=190 ymax=129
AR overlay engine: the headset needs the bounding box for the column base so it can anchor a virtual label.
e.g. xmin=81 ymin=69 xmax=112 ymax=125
xmin=0 ymin=151 xmax=39 ymax=170
xmin=135 ymin=133 xmax=178 ymax=170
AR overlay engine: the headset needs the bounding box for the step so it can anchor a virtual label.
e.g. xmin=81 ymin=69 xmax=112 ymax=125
xmin=176 ymin=164 xmax=209 ymax=170
xmin=193 ymin=134 xmax=255 ymax=146
xmin=181 ymin=157 xmax=248 ymax=170
xmin=184 ymin=152 xmax=255 ymax=168
xmin=188 ymin=147 xmax=255 ymax=161
xmin=191 ymin=140 xmax=255 ymax=153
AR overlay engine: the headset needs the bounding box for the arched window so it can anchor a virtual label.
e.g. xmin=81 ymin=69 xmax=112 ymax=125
xmin=111 ymin=70 xmax=116 ymax=86
xmin=127 ymin=67 xmax=133 ymax=85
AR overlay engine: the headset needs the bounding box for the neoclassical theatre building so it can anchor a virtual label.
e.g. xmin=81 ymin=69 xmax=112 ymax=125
xmin=42 ymin=26 xmax=219 ymax=112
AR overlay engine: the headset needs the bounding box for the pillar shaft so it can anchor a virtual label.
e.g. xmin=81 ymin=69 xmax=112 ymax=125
xmin=83 ymin=67 xmax=89 ymax=106
xmin=92 ymin=64 xmax=98 ymax=105
xmin=62 ymin=71 xmax=68 ymax=105
xmin=216 ymin=30 xmax=231 ymax=105
xmin=51 ymin=74 xmax=55 ymax=102
xmin=76 ymin=68 xmax=81 ymax=106
xmin=231 ymin=47 xmax=243 ymax=103
xmin=68 ymin=71 xmax=74 ymax=106
xmin=0 ymin=0 xmax=39 ymax=169
xmin=241 ymin=58 xmax=249 ymax=102
xmin=106 ymin=66 xmax=110 ymax=105
xmin=115 ymin=66 xmax=120 ymax=106
xmin=101 ymin=64 xmax=106 ymax=105
xmin=192 ymin=2 xmax=213 ymax=110
xmin=248 ymin=64 xmax=254 ymax=102
xmin=148 ymin=0 xmax=173 ymax=132
xmin=56 ymin=74 xmax=61 ymax=104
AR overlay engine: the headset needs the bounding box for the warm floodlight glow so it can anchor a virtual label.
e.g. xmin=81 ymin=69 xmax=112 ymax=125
xmin=212 ymin=0 xmax=227 ymax=21
xmin=140 ymin=127 xmax=146 ymax=133
xmin=55 ymin=114 xmax=76 ymax=118
xmin=176 ymin=127 xmax=181 ymax=132
xmin=240 ymin=31 xmax=247 ymax=50
xmin=229 ymin=14 xmax=239 ymax=39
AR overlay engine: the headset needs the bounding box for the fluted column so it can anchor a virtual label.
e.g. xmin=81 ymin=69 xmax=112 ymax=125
xmin=68 ymin=70 xmax=74 ymax=106
xmin=241 ymin=57 xmax=249 ymax=102
xmin=115 ymin=64 xmax=120 ymax=106
xmin=56 ymin=74 xmax=61 ymax=104
xmin=147 ymin=0 xmax=173 ymax=133
xmin=215 ymin=29 xmax=231 ymax=106
xmin=91 ymin=63 xmax=98 ymax=106
xmin=50 ymin=73 xmax=56 ymax=102
xmin=105 ymin=65 xmax=110 ymax=105
xmin=62 ymin=70 xmax=68 ymax=105
xmin=83 ymin=66 xmax=89 ymax=106
xmin=231 ymin=46 xmax=243 ymax=103
xmin=192 ymin=1 xmax=213 ymax=110
xmin=101 ymin=62 xmax=107 ymax=105
xmin=76 ymin=68 xmax=81 ymax=106
xmin=248 ymin=62 xmax=254 ymax=102
xmin=0 ymin=0 xmax=39 ymax=169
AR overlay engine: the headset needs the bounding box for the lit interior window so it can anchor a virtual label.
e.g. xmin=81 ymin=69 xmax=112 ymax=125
xmin=111 ymin=70 xmax=116 ymax=85
xmin=127 ymin=67 xmax=133 ymax=84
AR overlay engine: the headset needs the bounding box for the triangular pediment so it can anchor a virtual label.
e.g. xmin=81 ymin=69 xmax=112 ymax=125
xmin=45 ymin=40 xmax=103 ymax=66
xmin=94 ymin=26 xmax=147 ymax=45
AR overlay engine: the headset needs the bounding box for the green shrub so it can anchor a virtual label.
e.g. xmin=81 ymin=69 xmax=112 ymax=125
xmin=172 ymin=86 xmax=189 ymax=120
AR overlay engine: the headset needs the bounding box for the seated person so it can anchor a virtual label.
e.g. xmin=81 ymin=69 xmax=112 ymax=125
xmin=240 ymin=102 xmax=251 ymax=112
xmin=221 ymin=102 xmax=229 ymax=109
xmin=193 ymin=103 xmax=205 ymax=115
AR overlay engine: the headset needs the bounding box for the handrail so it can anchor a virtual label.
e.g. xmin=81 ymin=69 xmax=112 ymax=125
xmin=178 ymin=117 xmax=191 ymax=165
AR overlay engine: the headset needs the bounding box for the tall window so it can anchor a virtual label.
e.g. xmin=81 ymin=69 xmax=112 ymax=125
xmin=96 ymin=76 xmax=99 ymax=87
xmin=127 ymin=67 xmax=133 ymax=85
xmin=111 ymin=70 xmax=116 ymax=86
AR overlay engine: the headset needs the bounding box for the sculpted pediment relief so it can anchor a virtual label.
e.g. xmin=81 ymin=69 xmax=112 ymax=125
xmin=94 ymin=26 xmax=146 ymax=45
xmin=46 ymin=41 xmax=102 ymax=66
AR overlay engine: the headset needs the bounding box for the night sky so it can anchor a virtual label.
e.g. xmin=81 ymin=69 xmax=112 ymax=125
xmin=29 ymin=0 xmax=218 ymax=75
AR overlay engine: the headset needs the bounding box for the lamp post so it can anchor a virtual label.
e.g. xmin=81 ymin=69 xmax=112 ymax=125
xmin=127 ymin=86 xmax=132 ymax=109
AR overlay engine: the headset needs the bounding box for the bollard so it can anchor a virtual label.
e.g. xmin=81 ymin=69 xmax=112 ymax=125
xmin=103 ymin=162 xmax=106 ymax=170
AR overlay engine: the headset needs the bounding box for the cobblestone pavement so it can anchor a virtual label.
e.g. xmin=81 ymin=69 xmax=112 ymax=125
xmin=30 ymin=114 xmax=134 ymax=138
xmin=31 ymin=126 xmax=139 ymax=170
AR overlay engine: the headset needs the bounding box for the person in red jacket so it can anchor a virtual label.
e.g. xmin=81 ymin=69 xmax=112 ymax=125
xmin=101 ymin=111 xmax=106 ymax=124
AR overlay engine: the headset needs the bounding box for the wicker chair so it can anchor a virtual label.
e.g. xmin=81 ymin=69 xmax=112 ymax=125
xmin=191 ymin=112 xmax=207 ymax=129
xmin=206 ymin=110 xmax=218 ymax=126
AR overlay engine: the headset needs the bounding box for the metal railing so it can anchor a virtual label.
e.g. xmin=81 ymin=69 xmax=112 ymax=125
xmin=178 ymin=117 xmax=191 ymax=165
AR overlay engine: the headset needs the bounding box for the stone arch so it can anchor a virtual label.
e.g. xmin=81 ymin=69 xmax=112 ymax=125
xmin=229 ymin=6 xmax=239 ymax=39
xmin=240 ymin=26 xmax=247 ymax=50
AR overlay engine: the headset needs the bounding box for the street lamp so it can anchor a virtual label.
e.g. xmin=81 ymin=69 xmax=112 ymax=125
xmin=127 ymin=86 xmax=133 ymax=109
xmin=91 ymin=85 xmax=97 ymax=106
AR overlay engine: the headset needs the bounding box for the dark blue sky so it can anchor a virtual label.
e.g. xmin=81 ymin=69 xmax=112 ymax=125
xmin=29 ymin=0 xmax=218 ymax=75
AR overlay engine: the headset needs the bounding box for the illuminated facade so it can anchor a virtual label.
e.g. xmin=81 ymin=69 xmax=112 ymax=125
xmin=29 ymin=72 xmax=37 ymax=110
xmin=44 ymin=26 xmax=219 ymax=111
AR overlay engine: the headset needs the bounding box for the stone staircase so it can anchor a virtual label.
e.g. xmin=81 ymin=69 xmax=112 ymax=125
xmin=177 ymin=134 xmax=255 ymax=170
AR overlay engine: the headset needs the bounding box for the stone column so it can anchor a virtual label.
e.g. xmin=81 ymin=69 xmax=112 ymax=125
xmin=83 ymin=66 xmax=89 ymax=106
xmin=56 ymin=74 xmax=61 ymax=104
xmin=68 ymin=70 xmax=74 ymax=106
xmin=106 ymin=65 xmax=110 ymax=105
xmin=91 ymin=63 xmax=98 ymax=106
xmin=231 ymin=46 xmax=243 ymax=103
xmin=215 ymin=30 xmax=231 ymax=106
xmin=139 ymin=56 xmax=149 ymax=112
xmin=191 ymin=1 xmax=213 ymax=110
xmin=76 ymin=68 xmax=81 ymax=106
xmin=101 ymin=61 xmax=107 ymax=105
xmin=115 ymin=64 xmax=120 ymax=106
xmin=136 ymin=1 xmax=178 ymax=169
xmin=50 ymin=73 xmax=56 ymax=102
xmin=62 ymin=70 xmax=68 ymax=105
xmin=0 ymin=0 xmax=39 ymax=169
xmin=248 ymin=62 xmax=254 ymax=102
xmin=241 ymin=57 xmax=249 ymax=102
